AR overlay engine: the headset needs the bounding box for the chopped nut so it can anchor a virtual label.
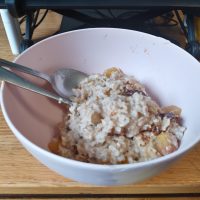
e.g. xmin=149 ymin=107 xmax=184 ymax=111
xmin=91 ymin=112 xmax=102 ymax=124
xmin=103 ymin=67 xmax=121 ymax=78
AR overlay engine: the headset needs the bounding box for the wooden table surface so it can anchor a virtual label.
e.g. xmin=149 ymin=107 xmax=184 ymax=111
xmin=0 ymin=11 xmax=200 ymax=200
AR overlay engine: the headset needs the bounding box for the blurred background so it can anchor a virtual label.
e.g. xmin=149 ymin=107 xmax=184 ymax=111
xmin=1 ymin=1 xmax=200 ymax=60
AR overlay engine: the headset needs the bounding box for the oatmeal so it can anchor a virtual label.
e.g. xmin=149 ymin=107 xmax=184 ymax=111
xmin=49 ymin=68 xmax=186 ymax=164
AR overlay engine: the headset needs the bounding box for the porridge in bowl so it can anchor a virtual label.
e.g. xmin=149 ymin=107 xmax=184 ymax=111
xmin=49 ymin=68 xmax=186 ymax=164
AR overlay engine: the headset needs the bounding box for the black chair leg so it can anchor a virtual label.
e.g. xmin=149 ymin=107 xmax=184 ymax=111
xmin=20 ymin=12 xmax=34 ymax=52
xmin=185 ymin=13 xmax=200 ymax=59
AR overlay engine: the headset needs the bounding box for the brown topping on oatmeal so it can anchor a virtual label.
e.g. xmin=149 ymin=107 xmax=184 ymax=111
xmin=122 ymin=88 xmax=147 ymax=97
xmin=48 ymin=137 xmax=60 ymax=154
xmin=141 ymin=132 xmax=150 ymax=144
xmin=153 ymin=132 xmax=178 ymax=156
xmin=52 ymin=68 xmax=185 ymax=164
xmin=122 ymin=79 xmax=147 ymax=96
xmin=120 ymin=127 xmax=127 ymax=136
xmin=151 ymin=124 xmax=161 ymax=135
xmin=108 ymin=127 xmax=127 ymax=136
xmin=148 ymin=102 xmax=160 ymax=114
xmin=103 ymin=67 xmax=121 ymax=78
xmin=161 ymin=105 xmax=182 ymax=116
xmin=143 ymin=124 xmax=161 ymax=135
xmin=104 ymin=89 xmax=111 ymax=96
xmin=91 ymin=112 xmax=103 ymax=124
xmin=163 ymin=112 xmax=175 ymax=119
xmin=159 ymin=112 xmax=179 ymax=124
xmin=160 ymin=105 xmax=181 ymax=124
xmin=108 ymin=127 xmax=115 ymax=136
xmin=71 ymin=145 xmax=78 ymax=155
xmin=83 ymin=92 xmax=88 ymax=100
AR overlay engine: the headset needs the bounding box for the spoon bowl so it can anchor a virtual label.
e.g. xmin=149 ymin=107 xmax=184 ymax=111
xmin=0 ymin=58 xmax=88 ymax=98
xmin=0 ymin=67 xmax=72 ymax=105
xmin=50 ymin=68 xmax=88 ymax=97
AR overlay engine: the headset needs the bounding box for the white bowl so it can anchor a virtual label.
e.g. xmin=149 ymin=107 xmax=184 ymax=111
xmin=1 ymin=28 xmax=200 ymax=186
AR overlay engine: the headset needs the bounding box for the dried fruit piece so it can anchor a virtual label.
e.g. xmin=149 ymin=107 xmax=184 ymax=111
xmin=91 ymin=112 xmax=102 ymax=124
xmin=103 ymin=67 xmax=121 ymax=78
xmin=153 ymin=132 xmax=178 ymax=155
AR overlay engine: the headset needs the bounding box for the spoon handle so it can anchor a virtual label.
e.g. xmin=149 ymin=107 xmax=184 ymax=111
xmin=0 ymin=58 xmax=51 ymax=82
xmin=0 ymin=67 xmax=71 ymax=105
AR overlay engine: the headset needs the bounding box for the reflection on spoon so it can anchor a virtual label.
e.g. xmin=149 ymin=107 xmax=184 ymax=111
xmin=0 ymin=58 xmax=88 ymax=98
xmin=0 ymin=67 xmax=71 ymax=105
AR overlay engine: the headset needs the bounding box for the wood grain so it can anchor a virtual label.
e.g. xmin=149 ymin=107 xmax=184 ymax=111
xmin=0 ymin=112 xmax=200 ymax=195
xmin=2 ymin=198 xmax=200 ymax=200
xmin=0 ymin=10 xmax=200 ymax=197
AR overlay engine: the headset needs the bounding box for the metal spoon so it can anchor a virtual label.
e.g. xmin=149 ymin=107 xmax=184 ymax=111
xmin=0 ymin=58 xmax=88 ymax=98
xmin=0 ymin=67 xmax=71 ymax=105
